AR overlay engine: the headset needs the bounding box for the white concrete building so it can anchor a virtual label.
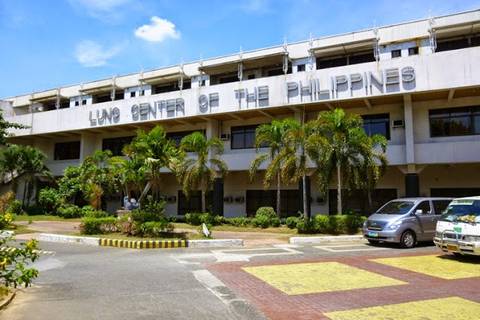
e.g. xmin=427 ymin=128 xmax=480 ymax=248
xmin=3 ymin=10 xmax=480 ymax=217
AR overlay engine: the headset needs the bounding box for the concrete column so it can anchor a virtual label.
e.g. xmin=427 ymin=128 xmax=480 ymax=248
xmin=80 ymin=133 xmax=100 ymax=161
xmin=405 ymin=173 xmax=420 ymax=197
xmin=403 ymin=94 xmax=415 ymax=164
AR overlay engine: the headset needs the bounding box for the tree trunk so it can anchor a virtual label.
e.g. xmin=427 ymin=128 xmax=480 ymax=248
xmin=138 ymin=181 xmax=152 ymax=207
xmin=22 ymin=179 xmax=28 ymax=207
xmin=276 ymin=172 xmax=281 ymax=217
xmin=337 ymin=163 xmax=342 ymax=215
xmin=302 ymin=175 xmax=308 ymax=220
xmin=201 ymin=189 xmax=206 ymax=213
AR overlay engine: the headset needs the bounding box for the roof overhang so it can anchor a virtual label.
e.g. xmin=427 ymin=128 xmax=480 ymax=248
xmin=434 ymin=20 xmax=480 ymax=37
xmin=30 ymin=90 xmax=66 ymax=103
xmin=310 ymin=37 xmax=376 ymax=57
xmin=199 ymin=51 xmax=287 ymax=75
xmin=141 ymin=71 xmax=186 ymax=85
xmin=80 ymin=84 xmax=122 ymax=95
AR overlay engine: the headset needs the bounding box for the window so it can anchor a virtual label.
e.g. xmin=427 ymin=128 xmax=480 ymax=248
xmin=317 ymin=56 xmax=347 ymax=69
xmin=139 ymin=90 xmax=145 ymax=96
xmin=348 ymin=52 xmax=375 ymax=64
xmin=74 ymin=100 xmax=79 ymax=107
xmin=431 ymin=188 xmax=480 ymax=198
xmin=429 ymin=106 xmax=480 ymax=137
xmin=245 ymin=190 xmax=300 ymax=217
xmin=231 ymin=125 xmax=258 ymax=149
xmin=247 ymin=74 xmax=256 ymax=80
xmin=102 ymin=136 xmax=134 ymax=156
xmin=391 ymin=49 xmax=401 ymax=58
xmin=408 ymin=47 xmax=419 ymax=56
xmin=54 ymin=141 xmax=80 ymax=160
xmin=130 ymin=91 xmax=135 ymax=98
xmin=317 ymin=51 xmax=375 ymax=70
xmin=177 ymin=190 xmax=212 ymax=215
xmin=166 ymin=130 xmax=205 ymax=147
xmin=297 ymin=64 xmax=306 ymax=72
xmin=328 ymin=189 xmax=397 ymax=215
xmin=199 ymin=79 xmax=206 ymax=87
xmin=432 ymin=200 xmax=452 ymax=215
xmin=415 ymin=201 xmax=431 ymax=214
xmin=362 ymin=113 xmax=390 ymax=140
xmin=81 ymin=99 xmax=87 ymax=105
xmin=436 ymin=37 xmax=470 ymax=52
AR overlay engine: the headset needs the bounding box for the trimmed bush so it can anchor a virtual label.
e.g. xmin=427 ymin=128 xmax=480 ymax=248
xmin=225 ymin=217 xmax=251 ymax=227
xmin=252 ymin=207 xmax=280 ymax=228
xmin=57 ymin=204 xmax=83 ymax=218
xmin=80 ymin=217 xmax=117 ymax=234
xmin=185 ymin=212 xmax=202 ymax=226
xmin=139 ymin=221 xmax=174 ymax=237
xmin=314 ymin=215 xmax=329 ymax=233
xmin=296 ymin=218 xmax=317 ymax=234
xmin=7 ymin=200 xmax=23 ymax=215
xmin=38 ymin=187 xmax=63 ymax=214
xmin=82 ymin=206 xmax=109 ymax=218
xmin=285 ymin=216 xmax=300 ymax=229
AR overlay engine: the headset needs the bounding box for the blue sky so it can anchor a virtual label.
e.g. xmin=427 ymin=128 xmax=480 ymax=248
xmin=0 ymin=0 xmax=479 ymax=98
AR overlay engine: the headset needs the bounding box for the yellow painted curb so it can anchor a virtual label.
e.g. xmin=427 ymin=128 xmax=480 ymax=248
xmin=98 ymin=238 xmax=187 ymax=249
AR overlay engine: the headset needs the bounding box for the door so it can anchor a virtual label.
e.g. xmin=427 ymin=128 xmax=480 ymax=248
xmin=415 ymin=200 xmax=436 ymax=240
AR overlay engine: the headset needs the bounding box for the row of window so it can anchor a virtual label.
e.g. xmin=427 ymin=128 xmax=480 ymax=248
xmin=52 ymin=106 xmax=480 ymax=160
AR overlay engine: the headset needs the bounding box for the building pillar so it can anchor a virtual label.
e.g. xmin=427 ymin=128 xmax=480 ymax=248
xmin=298 ymin=176 xmax=311 ymax=218
xmin=80 ymin=133 xmax=100 ymax=161
xmin=405 ymin=173 xmax=420 ymax=197
xmin=212 ymin=178 xmax=224 ymax=216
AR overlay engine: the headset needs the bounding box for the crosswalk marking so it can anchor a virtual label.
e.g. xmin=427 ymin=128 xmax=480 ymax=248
xmin=0 ymin=247 xmax=55 ymax=256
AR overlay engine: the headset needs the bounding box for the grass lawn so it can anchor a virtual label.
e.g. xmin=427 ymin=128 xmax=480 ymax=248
xmin=0 ymin=286 xmax=10 ymax=304
xmin=174 ymin=222 xmax=296 ymax=234
xmin=7 ymin=224 xmax=37 ymax=235
xmin=14 ymin=215 xmax=82 ymax=222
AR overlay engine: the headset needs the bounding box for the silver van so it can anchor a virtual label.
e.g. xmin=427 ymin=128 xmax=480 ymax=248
xmin=363 ymin=197 xmax=453 ymax=248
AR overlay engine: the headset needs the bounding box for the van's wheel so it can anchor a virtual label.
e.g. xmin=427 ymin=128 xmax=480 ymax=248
xmin=453 ymin=252 xmax=463 ymax=258
xmin=367 ymin=239 xmax=379 ymax=245
xmin=400 ymin=230 xmax=416 ymax=248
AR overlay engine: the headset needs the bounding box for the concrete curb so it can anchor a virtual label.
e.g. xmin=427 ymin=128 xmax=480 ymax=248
xmin=99 ymin=238 xmax=187 ymax=249
xmin=37 ymin=233 xmax=244 ymax=248
xmin=289 ymin=235 xmax=364 ymax=244
xmin=38 ymin=234 xmax=100 ymax=246
xmin=188 ymin=239 xmax=244 ymax=248
xmin=0 ymin=290 xmax=16 ymax=311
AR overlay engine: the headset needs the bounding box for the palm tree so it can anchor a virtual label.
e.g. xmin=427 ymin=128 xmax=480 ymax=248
xmin=0 ymin=144 xmax=24 ymax=192
xmin=175 ymin=132 xmax=227 ymax=213
xmin=309 ymin=108 xmax=387 ymax=214
xmin=19 ymin=145 xmax=51 ymax=207
xmin=124 ymin=125 xmax=181 ymax=204
xmin=249 ymin=118 xmax=298 ymax=216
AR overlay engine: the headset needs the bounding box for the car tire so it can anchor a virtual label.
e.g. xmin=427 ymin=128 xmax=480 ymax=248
xmin=367 ymin=239 xmax=379 ymax=245
xmin=453 ymin=252 xmax=463 ymax=258
xmin=400 ymin=230 xmax=416 ymax=248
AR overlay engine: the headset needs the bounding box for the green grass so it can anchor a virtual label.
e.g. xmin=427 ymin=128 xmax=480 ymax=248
xmin=7 ymin=223 xmax=37 ymax=235
xmin=0 ymin=286 xmax=10 ymax=302
xmin=174 ymin=222 xmax=296 ymax=234
xmin=14 ymin=215 xmax=82 ymax=222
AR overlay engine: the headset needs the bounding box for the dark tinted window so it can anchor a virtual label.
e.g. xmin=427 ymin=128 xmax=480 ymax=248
xmin=177 ymin=190 xmax=212 ymax=215
xmin=166 ymin=130 xmax=205 ymax=147
xmin=317 ymin=56 xmax=347 ymax=69
xmin=297 ymin=64 xmax=306 ymax=72
xmin=349 ymin=52 xmax=375 ymax=64
xmin=231 ymin=125 xmax=258 ymax=149
xmin=436 ymin=38 xmax=469 ymax=52
xmin=415 ymin=201 xmax=431 ymax=214
xmin=408 ymin=47 xmax=419 ymax=55
xmin=245 ymin=189 xmax=299 ymax=217
xmin=433 ymin=200 xmax=451 ymax=215
xmin=362 ymin=113 xmax=390 ymax=139
xmin=391 ymin=49 xmax=401 ymax=58
xmin=429 ymin=106 xmax=480 ymax=137
xmin=54 ymin=141 xmax=80 ymax=160
xmin=102 ymin=136 xmax=134 ymax=156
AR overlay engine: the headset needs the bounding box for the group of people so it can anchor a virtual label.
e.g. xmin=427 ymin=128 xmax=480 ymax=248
xmin=123 ymin=196 xmax=139 ymax=211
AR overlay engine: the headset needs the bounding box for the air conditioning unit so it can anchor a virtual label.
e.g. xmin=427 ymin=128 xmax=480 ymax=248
xmin=220 ymin=133 xmax=230 ymax=141
xmin=392 ymin=119 xmax=405 ymax=128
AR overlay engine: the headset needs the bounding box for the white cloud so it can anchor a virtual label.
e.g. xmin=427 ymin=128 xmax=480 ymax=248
xmin=241 ymin=0 xmax=271 ymax=13
xmin=134 ymin=16 xmax=180 ymax=43
xmin=69 ymin=0 xmax=132 ymax=21
xmin=75 ymin=40 xmax=122 ymax=67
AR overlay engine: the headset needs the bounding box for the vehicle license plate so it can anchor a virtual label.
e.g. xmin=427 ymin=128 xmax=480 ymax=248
xmin=368 ymin=232 xmax=378 ymax=237
xmin=447 ymin=244 xmax=459 ymax=252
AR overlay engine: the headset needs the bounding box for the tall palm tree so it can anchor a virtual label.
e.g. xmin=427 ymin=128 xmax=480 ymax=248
xmin=175 ymin=132 xmax=227 ymax=213
xmin=249 ymin=118 xmax=298 ymax=216
xmin=310 ymin=108 xmax=387 ymax=214
xmin=124 ymin=125 xmax=181 ymax=204
xmin=20 ymin=146 xmax=50 ymax=207
xmin=0 ymin=144 xmax=24 ymax=192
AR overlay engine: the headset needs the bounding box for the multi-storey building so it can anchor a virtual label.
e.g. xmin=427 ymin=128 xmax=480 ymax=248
xmin=2 ymin=10 xmax=480 ymax=217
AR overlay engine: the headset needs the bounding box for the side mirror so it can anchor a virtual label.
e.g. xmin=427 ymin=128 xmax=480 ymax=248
xmin=414 ymin=209 xmax=423 ymax=215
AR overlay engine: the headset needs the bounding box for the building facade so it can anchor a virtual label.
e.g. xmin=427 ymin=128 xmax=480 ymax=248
xmin=2 ymin=10 xmax=480 ymax=217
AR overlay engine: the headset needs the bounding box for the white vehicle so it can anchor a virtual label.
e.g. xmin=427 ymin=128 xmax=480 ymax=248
xmin=434 ymin=196 xmax=480 ymax=256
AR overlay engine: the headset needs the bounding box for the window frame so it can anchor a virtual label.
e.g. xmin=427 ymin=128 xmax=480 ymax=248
xmin=230 ymin=125 xmax=259 ymax=150
xmin=429 ymin=106 xmax=480 ymax=138
xmin=361 ymin=113 xmax=391 ymax=140
xmin=54 ymin=141 xmax=81 ymax=161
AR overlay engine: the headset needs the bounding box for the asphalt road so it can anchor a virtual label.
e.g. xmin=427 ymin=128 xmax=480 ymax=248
xmin=1 ymin=240 xmax=451 ymax=320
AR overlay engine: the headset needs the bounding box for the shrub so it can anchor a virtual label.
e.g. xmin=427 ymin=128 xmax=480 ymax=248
xmin=252 ymin=207 xmax=280 ymax=228
xmin=82 ymin=205 xmax=109 ymax=218
xmin=139 ymin=221 xmax=174 ymax=237
xmin=0 ymin=192 xmax=15 ymax=213
xmin=285 ymin=216 xmax=300 ymax=229
xmin=57 ymin=204 xmax=83 ymax=218
xmin=80 ymin=217 xmax=117 ymax=234
xmin=7 ymin=200 xmax=23 ymax=215
xmin=0 ymin=212 xmax=13 ymax=229
xmin=327 ymin=215 xmax=346 ymax=234
xmin=344 ymin=215 xmax=367 ymax=234
xmin=225 ymin=217 xmax=251 ymax=227
xmin=142 ymin=197 xmax=166 ymax=216
xmin=185 ymin=212 xmax=202 ymax=226
xmin=296 ymin=218 xmax=317 ymax=234
xmin=314 ymin=215 xmax=330 ymax=233
xmin=38 ymin=187 xmax=63 ymax=214
xmin=131 ymin=208 xmax=166 ymax=223
xmin=0 ymin=236 xmax=39 ymax=288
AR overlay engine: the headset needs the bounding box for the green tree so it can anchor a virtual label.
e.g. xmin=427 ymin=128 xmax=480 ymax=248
xmin=19 ymin=146 xmax=51 ymax=207
xmin=175 ymin=132 xmax=227 ymax=213
xmin=249 ymin=118 xmax=298 ymax=216
xmin=0 ymin=144 xmax=24 ymax=192
xmin=0 ymin=110 xmax=27 ymax=146
xmin=309 ymin=108 xmax=387 ymax=214
xmin=123 ymin=126 xmax=181 ymax=204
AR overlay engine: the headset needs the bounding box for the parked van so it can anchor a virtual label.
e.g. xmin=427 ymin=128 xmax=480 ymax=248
xmin=434 ymin=196 xmax=480 ymax=256
xmin=363 ymin=197 xmax=453 ymax=248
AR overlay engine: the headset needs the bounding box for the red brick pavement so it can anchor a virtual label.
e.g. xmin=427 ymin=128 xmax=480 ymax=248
xmin=207 ymin=253 xmax=480 ymax=320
